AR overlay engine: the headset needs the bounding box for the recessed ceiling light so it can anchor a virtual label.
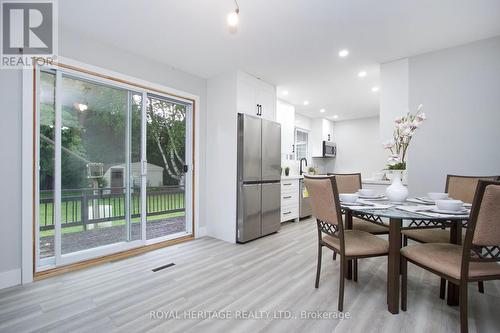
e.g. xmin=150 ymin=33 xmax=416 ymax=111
xmin=338 ymin=49 xmax=349 ymax=58
xmin=358 ymin=71 xmax=367 ymax=78
xmin=303 ymin=100 xmax=310 ymax=106
xmin=332 ymin=115 xmax=339 ymax=119
xmin=371 ymin=86 xmax=380 ymax=92
xmin=320 ymin=108 xmax=325 ymax=113
xmin=282 ymin=90 xmax=289 ymax=96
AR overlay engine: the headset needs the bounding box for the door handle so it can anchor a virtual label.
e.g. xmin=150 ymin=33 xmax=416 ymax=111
xmin=283 ymin=211 xmax=291 ymax=215
xmin=259 ymin=104 xmax=262 ymax=116
xmin=256 ymin=104 xmax=260 ymax=116
xmin=283 ymin=196 xmax=292 ymax=199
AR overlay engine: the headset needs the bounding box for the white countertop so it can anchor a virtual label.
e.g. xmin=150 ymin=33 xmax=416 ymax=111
xmin=362 ymin=179 xmax=408 ymax=186
xmin=281 ymin=175 xmax=303 ymax=180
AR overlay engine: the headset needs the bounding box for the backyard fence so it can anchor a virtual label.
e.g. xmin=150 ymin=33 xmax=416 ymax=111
xmin=39 ymin=185 xmax=185 ymax=231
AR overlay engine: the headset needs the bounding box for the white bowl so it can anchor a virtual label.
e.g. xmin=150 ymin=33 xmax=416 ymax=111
xmin=339 ymin=193 xmax=359 ymax=203
xmin=428 ymin=192 xmax=449 ymax=200
xmin=436 ymin=199 xmax=464 ymax=211
xmin=358 ymin=189 xmax=376 ymax=197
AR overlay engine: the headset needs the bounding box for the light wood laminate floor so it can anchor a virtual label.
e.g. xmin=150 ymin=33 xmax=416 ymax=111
xmin=1 ymin=218 xmax=499 ymax=333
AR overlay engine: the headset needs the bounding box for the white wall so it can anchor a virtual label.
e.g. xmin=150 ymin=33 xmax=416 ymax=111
xmin=0 ymin=70 xmax=23 ymax=288
xmin=381 ymin=36 xmax=500 ymax=195
xmin=408 ymin=36 xmax=500 ymax=195
xmin=0 ymin=27 xmax=208 ymax=288
xmin=332 ymin=117 xmax=386 ymax=178
xmin=206 ymin=72 xmax=238 ymax=243
xmin=380 ymin=58 xmax=408 ymax=139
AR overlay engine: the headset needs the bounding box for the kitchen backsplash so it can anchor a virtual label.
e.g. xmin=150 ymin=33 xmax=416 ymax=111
xmin=281 ymin=157 xmax=335 ymax=175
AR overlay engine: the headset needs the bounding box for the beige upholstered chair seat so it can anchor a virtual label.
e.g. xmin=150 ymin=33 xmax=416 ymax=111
xmin=352 ymin=218 xmax=388 ymax=234
xmin=323 ymin=230 xmax=389 ymax=257
xmin=401 ymin=243 xmax=500 ymax=280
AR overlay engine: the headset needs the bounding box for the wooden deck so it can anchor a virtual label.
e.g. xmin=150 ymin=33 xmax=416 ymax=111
xmin=39 ymin=217 xmax=186 ymax=258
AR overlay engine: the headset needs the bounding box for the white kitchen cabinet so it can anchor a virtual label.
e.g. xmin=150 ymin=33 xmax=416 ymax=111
xmin=281 ymin=179 xmax=299 ymax=222
xmin=311 ymin=118 xmax=334 ymax=157
xmin=206 ymin=71 xmax=277 ymax=243
xmin=276 ymin=100 xmax=295 ymax=159
xmin=237 ymin=71 xmax=276 ymax=121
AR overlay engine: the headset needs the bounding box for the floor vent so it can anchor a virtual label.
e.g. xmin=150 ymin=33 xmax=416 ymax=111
xmin=152 ymin=263 xmax=175 ymax=272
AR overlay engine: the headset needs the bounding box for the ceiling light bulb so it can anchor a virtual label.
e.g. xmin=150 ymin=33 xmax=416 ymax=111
xmin=358 ymin=71 xmax=367 ymax=78
xmin=338 ymin=49 xmax=349 ymax=58
xmin=227 ymin=9 xmax=239 ymax=27
xmin=303 ymin=100 xmax=309 ymax=105
xmin=371 ymin=86 xmax=380 ymax=92
xmin=332 ymin=115 xmax=339 ymax=119
xmin=282 ymin=90 xmax=289 ymax=96
xmin=320 ymin=108 xmax=325 ymax=113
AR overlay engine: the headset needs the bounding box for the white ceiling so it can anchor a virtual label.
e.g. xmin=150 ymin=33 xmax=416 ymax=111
xmin=60 ymin=0 xmax=500 ymax=120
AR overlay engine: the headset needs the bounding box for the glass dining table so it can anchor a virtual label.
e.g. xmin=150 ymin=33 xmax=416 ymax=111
xmin=341 ymin=201 xmax=469 ymax=314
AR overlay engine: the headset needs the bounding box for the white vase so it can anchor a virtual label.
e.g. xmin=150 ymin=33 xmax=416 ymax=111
xmin=385 ymin=170 xmax=408 ymax=203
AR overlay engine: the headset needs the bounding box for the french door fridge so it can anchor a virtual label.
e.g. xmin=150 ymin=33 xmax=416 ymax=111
xmin=237 ymin=113 xmax=281 ymax=243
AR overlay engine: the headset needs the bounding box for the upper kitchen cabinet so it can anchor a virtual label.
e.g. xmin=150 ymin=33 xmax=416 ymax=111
xmin=237 ymin=71 xmax=276 ymax=121
xmin=311 ymin=118 xmax=334 ymax=157
xmin=276 ymin=100 xmax=295 ymax=159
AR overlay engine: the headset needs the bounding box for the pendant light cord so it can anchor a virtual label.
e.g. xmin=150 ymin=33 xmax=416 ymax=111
xmin=234 ymin=0 xmax=240 ymax=14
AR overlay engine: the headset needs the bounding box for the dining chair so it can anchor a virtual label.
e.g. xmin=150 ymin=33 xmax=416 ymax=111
xmin=402 ymin=174 xmax=499 ymax=297
xmin=304 ymin=175 xmax=389 ymax=311
xmin=401 ymin=180 xmax=500 ymax=333
xmin=327 ymin=173 xmax=389 ymax=235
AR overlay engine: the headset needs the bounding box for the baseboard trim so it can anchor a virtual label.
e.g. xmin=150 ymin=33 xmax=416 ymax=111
xmin=0 ymin=269 xmax=21 ymax=290
xmin=196 ymin=226 xmax=207 ymax=238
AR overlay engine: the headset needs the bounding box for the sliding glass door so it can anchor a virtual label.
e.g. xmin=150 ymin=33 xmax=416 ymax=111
xmin=146 ymin=95 xmax=188 ymax=240
xmin=36 ymin=66 xmax=192 ymax=270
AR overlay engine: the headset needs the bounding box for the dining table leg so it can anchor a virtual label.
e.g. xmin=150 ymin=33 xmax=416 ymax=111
xmin=447 ymin=221 xmax=463 ymax=306
xmin=387 ymin=218 xmax=402 ymax=314
xmin=345 ymin=210 xmax=353 ymax=280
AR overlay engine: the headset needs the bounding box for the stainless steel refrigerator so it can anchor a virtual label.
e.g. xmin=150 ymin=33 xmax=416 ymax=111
xmin=237 ymin=113 xmax=281 ymax=243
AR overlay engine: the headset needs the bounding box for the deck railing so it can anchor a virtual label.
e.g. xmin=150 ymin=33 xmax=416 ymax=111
xmin=39 ymin=185 xmax=185 ymax=231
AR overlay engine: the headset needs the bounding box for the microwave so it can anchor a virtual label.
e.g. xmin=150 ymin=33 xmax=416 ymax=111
xmin=322 ymin=141 xmax=336 ymax=157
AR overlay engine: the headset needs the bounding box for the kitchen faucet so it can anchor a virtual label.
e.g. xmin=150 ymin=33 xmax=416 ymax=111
xmin=299 ymin=158 xmax=308 ymax=175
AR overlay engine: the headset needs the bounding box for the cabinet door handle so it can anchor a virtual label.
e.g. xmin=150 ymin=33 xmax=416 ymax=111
xmin=283 ymin=211 xmax=292 ymax=215
xmin=283 ymin=195 xmax=292 ymax=199
xmin=292 ymin=144 xmax=295 ymax=153
xmin=283 ymin=183 xmax=292 ymax=186
xmin=259 ymin=104 xmax=262 ymax=116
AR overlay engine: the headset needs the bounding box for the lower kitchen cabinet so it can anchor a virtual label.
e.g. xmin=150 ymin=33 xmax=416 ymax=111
xmin=280 ymin=178 xmax=300 ymax=222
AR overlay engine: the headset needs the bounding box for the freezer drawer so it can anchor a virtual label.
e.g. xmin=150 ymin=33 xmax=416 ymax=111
xmin=237 ymin=183 xmax=262 ymax=242
xmin=261 ymin=182 xmax=281 ymax=236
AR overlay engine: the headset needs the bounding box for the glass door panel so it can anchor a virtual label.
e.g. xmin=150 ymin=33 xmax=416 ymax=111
xmin=60 ymin=75 xmax=131 ymax=254
xmin=145 ymin=95 xmax=187 ymax=240
xmin=38 ymin=70 xmax=56 ymax=263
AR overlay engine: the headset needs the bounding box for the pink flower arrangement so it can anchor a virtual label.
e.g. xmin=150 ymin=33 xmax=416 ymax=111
xmin=383 ymin=104 xmax=426 ymax=170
